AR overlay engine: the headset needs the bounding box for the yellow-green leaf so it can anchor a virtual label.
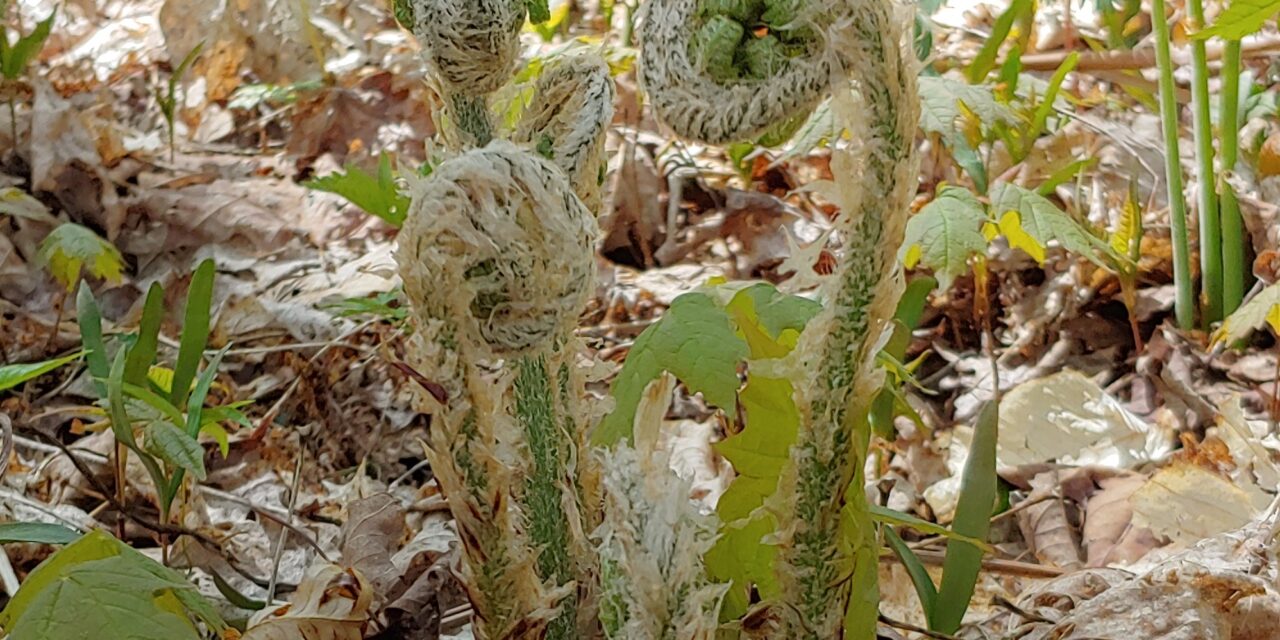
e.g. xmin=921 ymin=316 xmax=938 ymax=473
xmin=900 ymin=186 xmax=988 ymax=289
xmin=1214 ymin=281 xmax=1280 ymax=345
xmin=997 ymin=210 xmax=1045 ymax=264
xmin=36 ymin=223 xmax=125 ymax=291
xmin=1193 ymin=0 xmax=1280 ymax=40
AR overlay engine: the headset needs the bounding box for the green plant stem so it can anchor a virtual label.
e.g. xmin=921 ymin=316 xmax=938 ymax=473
xmin=1187 ymin=0 xmax=1221 ymax=324
xmin=1150 ymin=0 xmax=1194 ymax=330
xmin=1219 ymin=39 xmax=1246 ymax=315
xmin=515 ymin=354 xmax=578 ymax=640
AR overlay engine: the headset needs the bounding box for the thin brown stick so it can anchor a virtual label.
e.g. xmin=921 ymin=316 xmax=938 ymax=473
xmin=879 ymin=613 xmax=964 ymax=640
xmin=880 ymin=547 xmax=1065 ymax=579
xmin=1016 ymin=35 xmax=1280 ymax=71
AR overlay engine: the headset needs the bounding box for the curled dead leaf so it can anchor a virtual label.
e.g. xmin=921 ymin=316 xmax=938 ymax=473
xmin=242 ymin=564 xmax=374 ymax=640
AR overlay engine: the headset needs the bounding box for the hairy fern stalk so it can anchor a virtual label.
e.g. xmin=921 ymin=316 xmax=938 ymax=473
xmin=396 ymin=1 xmax=614 ymax=638
xmin=638 ymin=0 xmax=919 ymax=637
xmin=397 ymin=0 xmax=917 ymax=636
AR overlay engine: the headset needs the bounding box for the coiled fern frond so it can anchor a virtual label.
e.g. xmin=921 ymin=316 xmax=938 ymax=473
xmin=514 ymin=55 xmax=617 ymax=212
xmin=397 ymin=142 xmax=600 ymax=639
xmin=638 ymin=0 xmax=836 ymax=144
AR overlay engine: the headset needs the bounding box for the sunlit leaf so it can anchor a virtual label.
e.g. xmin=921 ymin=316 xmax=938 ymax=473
xmin=0 ymin=351 xmax=83 ymax=393
xmin=37 ymin=223 xmax=125 ymax=291
xmin=901 ymin=186 xmax=988 ymax=289
xmin=1214 ymin=281 xmax=1280 ymax=345
xmin=1193 ymin=0 xmax=1280 ymax=40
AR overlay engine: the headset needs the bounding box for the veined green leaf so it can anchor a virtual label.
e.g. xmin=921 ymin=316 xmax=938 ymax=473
xmin=990 ymin=182 xmax=1104 ymax=266
xmin=144 ymin=420 xmax=206 ymax=480
xmin=919 ymin=77 xmax=1017 ymax=137
xmin=1214 ymin=281 xmax=1280 ymax=345
xmin=0 ymin=351 xmax=83 ymax=393
xmin=901 ymin=186 xmax=988 ymax=289
xmin=1193 ymin=0 xmax=1280 ymax=40
xmin=930 ymin=400 xmax=999 ymax=633
xmin=37 ymin=223 xmax=125 ymax=291
xmin=304 ymin=153 xmax=411 ymax=227
xmin=0 ymin=530 xmax=225 ymax=638
xmin=594 ymin=292 xmax=747 ymax=446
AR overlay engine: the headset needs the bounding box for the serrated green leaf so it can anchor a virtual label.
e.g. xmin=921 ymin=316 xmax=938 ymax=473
xmin=990 ymin=182 xmax=1104 ymax=266
xmin=0 ymin=522 xmax=81 ymax=544
xmin=304 ymin=154 xmax=411 ymax=227
xmin=0 ymin=350 xmax=83 ymax=393
xmin=919 ymin=77 xmax=1017 ymax=137
xmin=996 ymin=210 xmax=1045 ymax=263
xmin=931 ymin=400 xmax=999 ymax=633
xmin=1 ymin=8 xmax=55 ymax=79
xmin=0 ymin=530 xmax=223 ymax=638
xmin=37 ymin=223 xmax=125 ymax=291
xmin=1214 ymin=281 xmax=1280 ymax=345
xmin=901 ymin=187 xmax=988 ymax=289
xmin=594 ymin=293 xmax=748 ymax=446
xmin=144 ymin=420 xmax=206 ymax=480
xmin=1194 ymin=0 xmax=1280 ymax=40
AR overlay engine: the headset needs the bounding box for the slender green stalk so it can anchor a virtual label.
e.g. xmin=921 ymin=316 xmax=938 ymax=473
xmin=7 ymin=100 xmax=16 ymax=150
xmin=1219 ymin=39 xmax=1247 ymax=314
xmin=1150 ymin=0 xmax=1194 ymax=330
xmin=1188 ymin=0 xmax=1221 ymax=323
xmin=515 ymin=355 xmax=579 ymax=640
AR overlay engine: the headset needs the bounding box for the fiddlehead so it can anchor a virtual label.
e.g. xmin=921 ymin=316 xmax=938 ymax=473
xmin=397 ymin=142 xmax=600 ymax=639
xmin=638 ymin=0 xmax=919 ymax=637
xmin=637 ymin=0 xmax=836 ymax=145
xmin=397 ymin=0 xmax=527 ymax=147
xmin=514 ymin=55 xmax=617 ymax=212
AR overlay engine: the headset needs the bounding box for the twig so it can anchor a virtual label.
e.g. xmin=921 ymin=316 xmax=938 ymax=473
xmin=1016 ymin=35 xmax=1280 ymax=71
xmin=266 ymin=452 xmax=304 ymax=604
xmin=0 ymin=413 xmax=12 ymax=481
xmin=878 ymin=613 xmax=963 ymax=640
xmin=879 ymin=547 xmax=1065 ymax=579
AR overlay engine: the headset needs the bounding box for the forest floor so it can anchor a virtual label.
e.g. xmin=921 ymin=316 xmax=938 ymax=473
xmin=3 ymin=0 xmax=1280 ymax=638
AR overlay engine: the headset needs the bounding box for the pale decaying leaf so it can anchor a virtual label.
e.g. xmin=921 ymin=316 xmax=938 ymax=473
xmin=242 ymin=563 xmax=374 ymax=640
xmin=990 ymin=518 xmax=1280 ymax=640
xmin=1129 ymin=461 xmax=1259 ymax=546
xmin=997 ymin=370 xmax=1174 ymax=468
xmin=1016 ymin=471 xmax=1083 ymax=570
xmin=1082 ymin=473 xmax=1159 ymax=567
xmin=1213 ymin=396 xmax=1280 ymax=493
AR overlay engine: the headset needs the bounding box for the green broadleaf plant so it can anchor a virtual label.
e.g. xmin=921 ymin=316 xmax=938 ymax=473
xmin=37 ymin=223 xmax=125 ymax=291
xmin=77 ymin=259 xmax=237 ymax=524
xmin=0 ymin=530 xmax=226 ymax=639
xmin=303 ymin=152 xmax=412 ymax=227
